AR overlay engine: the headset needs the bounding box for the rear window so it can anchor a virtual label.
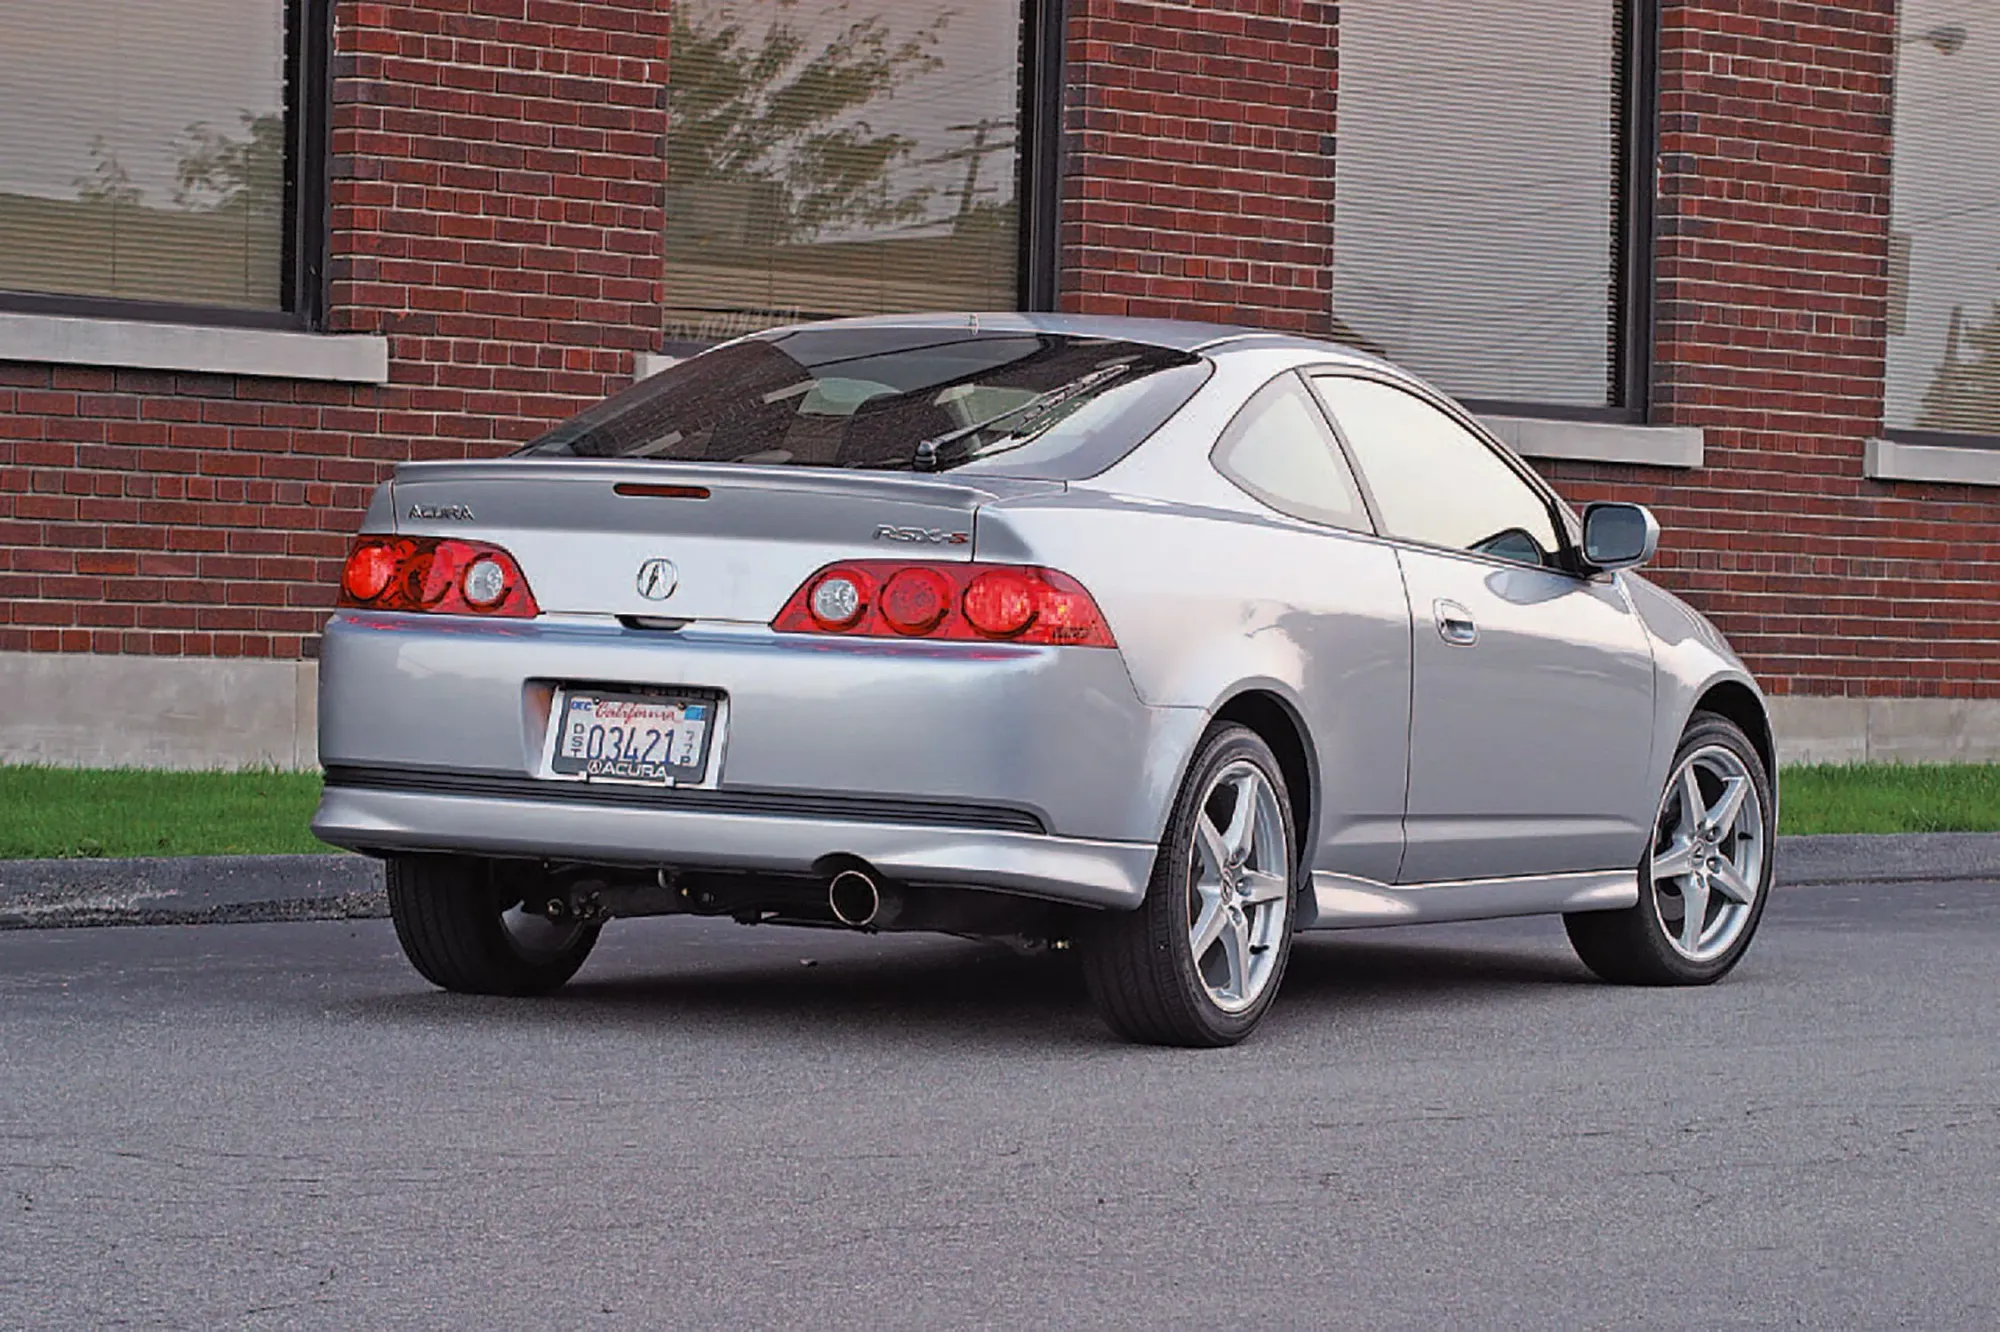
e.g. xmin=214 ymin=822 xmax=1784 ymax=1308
xmin=521 ymin=326 xmax=1211 ymax=480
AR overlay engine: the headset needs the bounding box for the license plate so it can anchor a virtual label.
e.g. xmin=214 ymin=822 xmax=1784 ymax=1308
xmin=545 ymin=689 xmax=716 ymax=786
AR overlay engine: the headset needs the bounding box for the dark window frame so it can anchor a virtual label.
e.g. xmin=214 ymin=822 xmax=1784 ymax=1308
xmin=659 ymin=0 xmax=1064 ymax=358
xmin=1441 ymin=0 xmax=1661 ymax=425
xmin=1882 ymin=425 xmax=2000 ymax=452
xmin=1018 ymin=0 xmax=1066 ymax=312
xmin=1881 ymin=9 xmax=2000 ymax=455
xmin=0 ymin=0 xmax=330 ymax=331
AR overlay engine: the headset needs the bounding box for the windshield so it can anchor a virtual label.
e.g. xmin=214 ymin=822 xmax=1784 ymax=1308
xmin=521 ymin=326 xmax=1211 ymax=480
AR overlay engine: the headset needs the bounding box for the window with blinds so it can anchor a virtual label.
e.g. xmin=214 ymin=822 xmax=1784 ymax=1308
xmin=1886 ymin=5 xmax=1999 ymax=439
xmin=663 ymin=1 xmax=1028 ymax=345
xmin=1331 ymin=1 xmax=1632 ymax=410
xmin=0 ymin=0 xmax=291 ymax=313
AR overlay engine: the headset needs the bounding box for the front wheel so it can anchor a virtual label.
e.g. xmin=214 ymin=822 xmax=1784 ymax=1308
xmin=1565 ymin=711 xmax=1774 ymax=985
xmin=1082 ymin=723 xmax=1299 ymax=1047
xmin=386 ymin=855 xmax=600 ymax=996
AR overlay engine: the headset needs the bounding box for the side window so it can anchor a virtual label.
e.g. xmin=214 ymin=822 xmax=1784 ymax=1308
xmin=1211 ymin=374 xmax=1372 ymax=533
xmin=1311 ymin=375 xmax=1563 ymax=567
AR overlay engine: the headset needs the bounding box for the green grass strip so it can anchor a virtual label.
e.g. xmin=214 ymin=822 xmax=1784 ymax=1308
xmin=0 ymin=765 xmax=332 ymax=860
xmin=1777 ymin=763 xmax=2000 ymax=836
xmin=1 ymin=761 xmax=1998 ymax=860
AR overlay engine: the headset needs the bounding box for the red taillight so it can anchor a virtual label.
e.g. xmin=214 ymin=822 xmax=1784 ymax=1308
xmin=962 ymin=568 xmax=1038 ymax=638
xmin=336 ymin=536 xmax=540 ymax=618
xmin=880 ymin=567 xmax=952 ymax=635
xmin=341 ymin=542 xmax=397 ymax=603
xmin=772 ymin=561 xmax=1116 ymax=648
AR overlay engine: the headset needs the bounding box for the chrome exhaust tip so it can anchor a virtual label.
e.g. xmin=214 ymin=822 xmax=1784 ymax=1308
xmin=828 ymin=869 xmax=882 ymax=928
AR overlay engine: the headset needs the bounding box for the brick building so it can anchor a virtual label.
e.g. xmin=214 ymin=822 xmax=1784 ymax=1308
xmin=0 ymin=0 xmax=1994 ymax=766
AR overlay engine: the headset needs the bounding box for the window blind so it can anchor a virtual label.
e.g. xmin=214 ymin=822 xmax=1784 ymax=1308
xmin=1886 ymin=3 xmax=2000 ymax=438
xmin=0 ymin=0 xmax=289 ymax=311
xmin=662 ymin=0 xmax=1026 ymax=344
xmin=1332 ymin=0 xmax=1627 ymax=408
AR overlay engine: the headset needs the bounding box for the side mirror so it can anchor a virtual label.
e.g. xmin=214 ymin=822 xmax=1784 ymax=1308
xmin=1581 ymin=502 xmax=1659 ymax=572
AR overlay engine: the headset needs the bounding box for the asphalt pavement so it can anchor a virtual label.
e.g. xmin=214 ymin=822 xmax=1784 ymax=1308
xmin=5 ymin=831 xmax=1999 ymax=930
xmin=4 ymin=875 xmax=1998 ymax=1327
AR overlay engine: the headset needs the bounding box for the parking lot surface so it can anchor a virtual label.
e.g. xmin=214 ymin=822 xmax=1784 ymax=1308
xmin=3 ymin=879 xmax=1997 ymax=1328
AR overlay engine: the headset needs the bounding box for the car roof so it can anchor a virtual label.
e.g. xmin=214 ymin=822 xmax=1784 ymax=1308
xmin=747 ymin=310 xmax=1391 ymax=368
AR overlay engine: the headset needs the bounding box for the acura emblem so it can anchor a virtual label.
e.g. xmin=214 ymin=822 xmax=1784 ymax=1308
xmin=635 ymin=558 xmax=679 ymax=601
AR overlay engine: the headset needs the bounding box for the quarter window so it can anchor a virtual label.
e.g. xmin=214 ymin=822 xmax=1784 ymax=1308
xmin=1311 ymin=376 xmax=1562 ymax=567
xmin=1211 ymin=374 xmax=1372 ymax=533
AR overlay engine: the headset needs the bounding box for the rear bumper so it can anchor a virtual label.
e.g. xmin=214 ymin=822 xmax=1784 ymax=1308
xmin=312 ymin=782 xmax=1156 ymax=910
xmin=316 ymin=611 xmax=1202 ymax=845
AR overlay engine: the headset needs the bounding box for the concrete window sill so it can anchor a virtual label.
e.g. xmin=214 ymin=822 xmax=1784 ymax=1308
xmin=1865 ymin=437 xmax=2000 ymax=488
xmin=0 ymin=311 xmax=390 ymax=384
xmin=1479 ymin=415 xmax=1704 ymax=469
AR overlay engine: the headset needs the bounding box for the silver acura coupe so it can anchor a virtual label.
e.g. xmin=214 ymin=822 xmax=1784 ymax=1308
xmin=313 ymin=313 xmax=1776 ymax=1046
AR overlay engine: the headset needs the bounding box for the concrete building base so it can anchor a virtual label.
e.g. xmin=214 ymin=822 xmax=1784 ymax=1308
xmin=3 ymin=651 xmax=2000 ymax=771
xmin=1767 ymin=695 xmax=2000 ymax=765
xmin=0 ymin=652 xmax=318 ymax=770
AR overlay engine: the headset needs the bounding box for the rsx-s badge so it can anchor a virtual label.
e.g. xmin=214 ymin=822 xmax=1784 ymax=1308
xmin=408 ymin=503 xmax=475 ymax=521
xmin=873 ymin=525 xmax=970 ymax=545
xmin=635 ymin=558 xmax=679 ymax=600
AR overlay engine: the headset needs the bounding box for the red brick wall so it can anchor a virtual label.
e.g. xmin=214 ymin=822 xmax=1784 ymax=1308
xmin=1057 ymin=0 xmax=1337 ymax=333
xmin=7 ymin=0 xmax=1999 ymax=704
xmin=0 ymin=0 xmax=668 ymax=660
xmin=1538 ymin=0 xmax=2000 ymax=700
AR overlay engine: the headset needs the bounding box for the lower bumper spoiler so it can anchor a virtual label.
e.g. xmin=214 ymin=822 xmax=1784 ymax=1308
xmin=312 ymin=784 xmax=1156 ymax=911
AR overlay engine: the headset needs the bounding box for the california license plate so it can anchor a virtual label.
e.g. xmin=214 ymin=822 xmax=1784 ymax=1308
xmin=545 ymin=689 xmax=716 ymax=786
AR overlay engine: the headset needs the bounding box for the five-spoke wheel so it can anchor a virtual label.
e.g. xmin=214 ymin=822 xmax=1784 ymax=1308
xmin=1083 ymin=723 xmax=1298 ymax=1046
xmin=1187 ymin=761 xmax=1291 ymax=1014
xmin=1647 ymin=743 xmax=1766 ymax=962
xmin=1566 ymin=710 xmax=1774 ymax=985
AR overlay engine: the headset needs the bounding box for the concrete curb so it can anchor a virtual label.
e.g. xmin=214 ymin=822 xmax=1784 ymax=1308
xmin=1775 ymin=832 xmax=2000 ymax=887
xmin=0 ymin=855 xmax=385 ymax=930
xmin=0 ymin=833 xmax=1994 ymax=930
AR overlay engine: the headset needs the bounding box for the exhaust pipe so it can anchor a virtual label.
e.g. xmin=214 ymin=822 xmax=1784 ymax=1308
xmin=828 ymin=868 xmax=891 ymax=929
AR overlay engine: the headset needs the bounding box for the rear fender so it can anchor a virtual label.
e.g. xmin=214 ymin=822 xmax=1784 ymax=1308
xmin=975 ymin=492 xmax=1411 ymax=885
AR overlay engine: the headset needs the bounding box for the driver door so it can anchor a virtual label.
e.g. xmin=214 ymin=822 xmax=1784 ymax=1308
xmin=1309 ymin=372 xmax=1657 ymax=884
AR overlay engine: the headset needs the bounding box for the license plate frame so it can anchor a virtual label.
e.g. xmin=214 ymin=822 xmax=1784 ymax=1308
xmin=540 ymin=686 xmax=720 ymax=787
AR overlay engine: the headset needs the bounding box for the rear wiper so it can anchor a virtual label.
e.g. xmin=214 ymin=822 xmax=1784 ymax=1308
xmin=912 ymin=364 xmax=1130 ymax=472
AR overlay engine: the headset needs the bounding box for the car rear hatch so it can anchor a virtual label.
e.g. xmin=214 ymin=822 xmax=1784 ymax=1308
xmin=383 ymin=459 xmax=1063 ymax=623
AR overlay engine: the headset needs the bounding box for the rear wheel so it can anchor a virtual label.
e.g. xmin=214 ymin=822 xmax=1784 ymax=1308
xmin=1082 ymin=724 xmax=1298 ymax=1047
xmin=1565 ymin=711 xmax=1773 ymax=985
xmin=386 ymin=855 xmax=599 ymax=996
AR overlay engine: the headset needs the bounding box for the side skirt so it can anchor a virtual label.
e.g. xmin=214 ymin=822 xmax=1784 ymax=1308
xmin=1304 ymin=868 xmax=1638 ymax=930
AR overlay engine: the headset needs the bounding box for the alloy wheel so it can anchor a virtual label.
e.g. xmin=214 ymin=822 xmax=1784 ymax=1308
xmin=1648 ymin=744 xmax=1766 ymax=962
xmin=1186 ymin=760 xmax=1291 ymax=1013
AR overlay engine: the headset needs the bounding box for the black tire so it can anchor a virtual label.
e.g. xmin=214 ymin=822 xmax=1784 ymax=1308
xmin=386 ymin=854 xmax=599 ymax=996
xmin=1565 ymin=711 xmax=1775 ymax=985
xmin=1082 ymin=723 xmax=1300 ymax=1047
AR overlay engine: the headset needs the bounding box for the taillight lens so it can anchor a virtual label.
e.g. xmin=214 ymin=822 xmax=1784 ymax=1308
xmin=879 ymin=567 xmax=952 ymax=635
xmin=773 ymin=561 xmax=1115 ymax=647
xmin=961 ymin=568 xmax=1038 ymax=638
xmin=336 ymin=536 xmax=540 ymax=618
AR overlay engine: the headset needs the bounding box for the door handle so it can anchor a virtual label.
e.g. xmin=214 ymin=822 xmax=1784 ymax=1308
xmin=1433 ymin=599 xmax=1478 ymax=646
